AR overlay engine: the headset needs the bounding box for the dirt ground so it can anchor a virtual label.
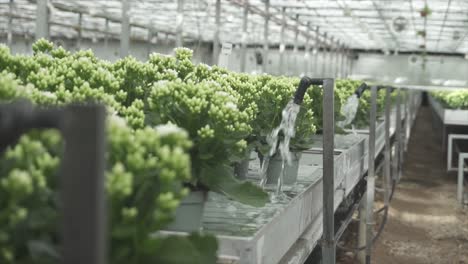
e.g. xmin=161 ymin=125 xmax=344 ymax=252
xmin=337 ymin=106 xmax=468 ymax=264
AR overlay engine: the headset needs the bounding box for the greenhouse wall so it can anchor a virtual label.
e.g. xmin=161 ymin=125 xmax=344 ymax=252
xmin=0 ymin=36 xmax=214 ymax=64
xmin=352 ymin=53 xmax=468 ymax=86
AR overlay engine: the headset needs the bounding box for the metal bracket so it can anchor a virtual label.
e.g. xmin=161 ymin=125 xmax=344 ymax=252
xmin=447 ymin=134 xmax=468 ymax=172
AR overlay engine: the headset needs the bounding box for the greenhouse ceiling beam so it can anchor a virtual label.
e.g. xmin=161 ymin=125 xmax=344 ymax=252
xmin=267 ymin=3 xmax=468 ymax=15
xmin=295 ymin=1 xmax=366 ymax=48
xmin=48 ymin=2 xmax=187 ymax=39
xmin=226 ymin=0 xmax=334 ymax=47
xmin=435 ymin=0 xmax=453 ymax=51
xmin=0 ymin=12 xmax=157 ymax=42
xmin=370 ymin=0 xmax=399 ymax=50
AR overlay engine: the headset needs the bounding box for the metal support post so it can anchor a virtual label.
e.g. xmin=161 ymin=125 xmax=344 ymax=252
xmin=395 ymin=89 xmax=402 ymax=182
xmin=77 ymin=13 xmax=83 ymax=48
xmin=213 ymin=0 xmax=221 ymax=65
xmin=384 ymin=87 xmax=392 ymax=205
xmin=35 ymin=0 xmax=49 ymax=40
xmin=120 ymin=0 xmax=130 ymax=57
xmin=240 ymin=1 xmax=249 ymax=72
xmin=321 ymin=33 xmax=327 ymax=77
xmin=327 ymin=37 xmax=334 ymax=77
xmin=343 ymin=48 xmax=348 ymax=77
xmin=7 ymin=0 xmax=13 ymax=46
xmin=147 ymin=26 xmax=153 ymax=57
xmin=304 ymin=22 xmax=311 ymax=76
xmin=262 ymin=0 xmax=269 ymax=73
xmin=348 ymin=50 xmax=353 ymax=77
xmin=322 ymin=78 xmax=336 ymax=264
xmin=313 ymin=27 xmax=320 ymax=76
xmin=365 ymin=86 xmax=378 ymax=264
xmin=279 ymin=7 xmax=286 ymax=74
xmin=405 ymin=91 xmax=411 ymax=152
xmin=0 ymin=102 xmax=107 ymax=264
xmin=104 ymin=18 xmax=109 ymax=49
xmin=342 ymin=46 xmax=347 ymax=78
xmin=334 ymin=41 xmax=340 ymax=77
xmin=357 ymin=192 xmax=367 ymax=263
xmin=293 ymin=14 xmax=299 ymax=75
xmin=62 ymin=105 xmax=107 ymax=264
xmin=337 ymin=45 xmax=342 ymax=78
xmin=458 ymin=153 xmax=468 ymax=205
xmin=175 ymin=0 xmax=184 ymax=47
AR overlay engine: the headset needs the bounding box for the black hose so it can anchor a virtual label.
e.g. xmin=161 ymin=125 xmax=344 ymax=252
xmin=354 ymin=83 xmax=369 ymax=98
xmin=293 ymin=76 xmax=324 ymax=104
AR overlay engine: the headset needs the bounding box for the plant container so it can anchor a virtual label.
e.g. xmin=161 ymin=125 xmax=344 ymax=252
xmin=165 ymin=191 xmax=207 ymax=232
xmin=234 ymin=157 xmax=251 ymax=180
xmin=266 ymin=151 xmax=302 ymax=185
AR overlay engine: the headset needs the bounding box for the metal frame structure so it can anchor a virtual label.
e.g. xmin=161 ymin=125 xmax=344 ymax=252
xmin=458 ymin=153 xmax=468 ymax=205
xmin=3 ymin=0 xmax=468 ymax=53
xmin=0 ymin=101 xmax=107 ymax=264
xmin=447 ymin=134 xmax=468 ymax=172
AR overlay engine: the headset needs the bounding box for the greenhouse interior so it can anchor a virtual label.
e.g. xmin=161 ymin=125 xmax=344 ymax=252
xmin=1 ymin=0 xmax=468 ymax=263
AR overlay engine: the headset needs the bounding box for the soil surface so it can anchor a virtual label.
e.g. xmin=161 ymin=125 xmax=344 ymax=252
xmin=337 ymin=106 xmax=468 ymax=264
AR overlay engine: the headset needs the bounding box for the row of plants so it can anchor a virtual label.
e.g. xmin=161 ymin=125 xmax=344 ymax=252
xmin=0 ymin=72 xmax=217 ymax=263
xmin=430 ymin=89 xmax=468 ymax=110
xmin=0 ymin=39 xmax=397 ymax=262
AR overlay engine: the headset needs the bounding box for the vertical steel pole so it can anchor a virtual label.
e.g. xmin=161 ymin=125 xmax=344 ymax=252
xmin=405 ymin=91 xmax=411 ymax=151
xmin=321 ymin=33 xmax=327 ymax=77
xmin=330 ymin=39 xmax=336 ymax=77
xmin=213 ymin=0 xmax=221 ymax=65
xmin=340 ymin=45 xmax=346 ymax=78
xmin=384 ymin=87 xmax=392 ymax=205
xmin=394 ymin=89 xmax=402 ymax=182
xmin=120 ymin=0 xmax=130 ymax=57
xmin=104 ymin=18 xmax=109 ymax=50
xmin=458 ymin=154 xmax=467 ymax=205
xmin=342 ymin=45 xmax=347 ymax=77
xmin=292 ymin=14 xmax=299 ymax=75
xmin=335 ymin=42 xmax=341 ymax=78
xmin=357 ymin=193 xmax=367 ymax=263
xmin=147 ymin=26 xmax=153 ymax=57
xmin=176 ymin=0 xmax=184 ymax=47
xmin=240 ymin=1 xmax=249 ymax=72
xmin=36 ymin=0 xmax=49 ymax=40
xmin=62 ymin=105 xmax=106 ymax=264
xmin=304 ymin=22 xmax=311 ymax=76
xmin=279 ymin=7 xmax=286 ymax=75
xmin=365 ymin=86 xmax=378 ymax=264
xmin=77 ymin=13 xmax=83 ymax=48
xmin=262 ymin=0 xmax=270 ymax=73
xmin=322 ymin=78 xmax=336 ymax=264
xmin=313 ymin=27 xmax=319 ymax=76
xmin=7 ymin=0 xmax=13 ymax=46
xmin=327 ymin=37 xmax=334 ymax=77
xmin=348 ymin=49 xmax=353 ymax=77
xmin=397 ymin=89 xmax=402 ymax=181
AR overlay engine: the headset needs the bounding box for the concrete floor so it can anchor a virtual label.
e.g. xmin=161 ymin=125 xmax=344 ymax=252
xmin=338 ymin=106 xmax=468 ymax=264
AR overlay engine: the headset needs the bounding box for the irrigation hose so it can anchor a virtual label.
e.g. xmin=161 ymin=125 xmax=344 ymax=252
xmin=337 ymin=178 xmax=397 ymax=252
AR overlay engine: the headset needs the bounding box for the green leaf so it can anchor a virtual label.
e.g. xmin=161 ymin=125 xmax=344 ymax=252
xmin=199 ymin=164 xmax=269 ymax=207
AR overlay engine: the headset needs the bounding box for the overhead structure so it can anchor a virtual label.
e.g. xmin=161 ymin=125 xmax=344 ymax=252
xmin=1 ymin=0 xmax=467 ymax=54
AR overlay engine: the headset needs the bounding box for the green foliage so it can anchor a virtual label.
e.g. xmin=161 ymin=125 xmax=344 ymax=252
xmin=431 ymin=89 xmax=468 ymax=110
xmin=0 ymin=66 xmax=215 ymax=263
